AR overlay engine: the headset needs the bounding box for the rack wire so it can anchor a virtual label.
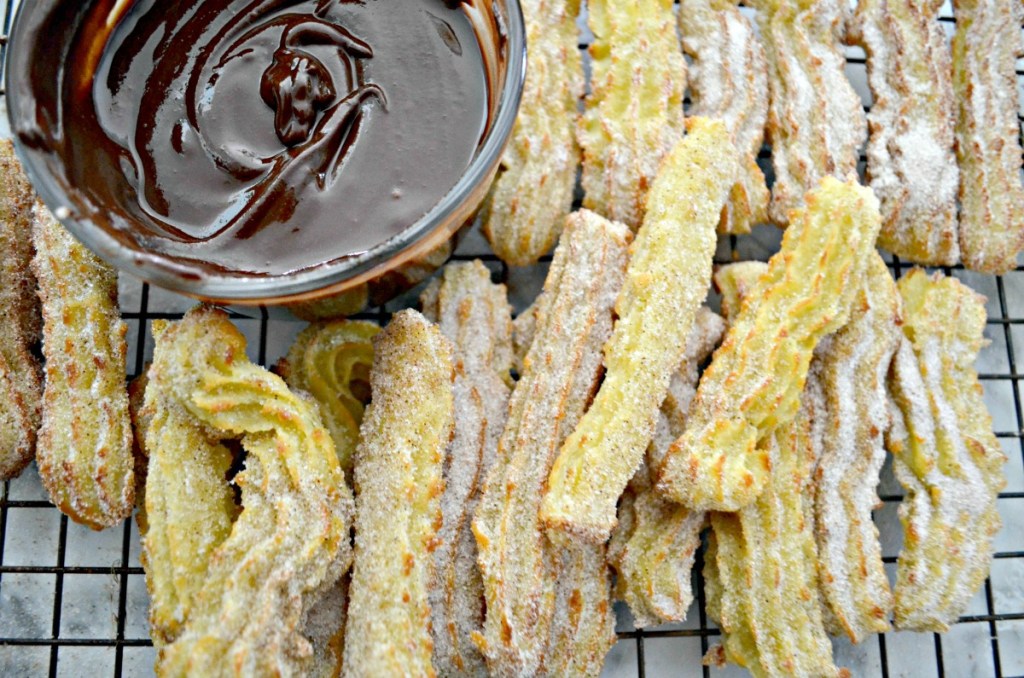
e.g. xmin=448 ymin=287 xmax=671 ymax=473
xmin=0 ymin=0 xmax=1021 ymax=676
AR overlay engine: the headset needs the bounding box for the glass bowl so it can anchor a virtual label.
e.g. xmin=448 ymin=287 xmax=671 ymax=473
xmin=5 ymin=0 xmax=525 ymax=308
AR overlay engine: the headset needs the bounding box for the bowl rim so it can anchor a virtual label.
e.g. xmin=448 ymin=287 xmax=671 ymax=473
xmin=5 ymin=0 xmax=526 ymax=303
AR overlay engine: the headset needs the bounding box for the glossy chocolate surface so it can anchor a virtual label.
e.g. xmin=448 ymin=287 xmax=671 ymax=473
xmin=13 ymin=0 xmax=489 ymax=275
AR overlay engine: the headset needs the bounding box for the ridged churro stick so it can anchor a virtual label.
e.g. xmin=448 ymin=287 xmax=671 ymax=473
xmin=887 ymin=270 xmax=1006 ymax=631
xmin=579 ymin=0 xmax=687 ymax=229
xmin=32 ymin=204 xmax=135 ymax=529
xmin=420 ymin=261 xmax=513 ymax=676
xmin=679 ymin=0 xmax=770 ymax=234
xmin=473 ymin=210 xmax=627 ymax=676
xmin=657 ymin=177 xmax=882 ymax=512
xmin=0 ymin=142 xmax=42 ymax=480
xmin=481 ymin=0 xmax=583 ymax=266
xmin=543 ymin=118 xmax=737 ymax=543
xmin=752 ymin=0 xmax=867 ymax=226
xmin=146 ymin=307 xmax=353 ymax=677
xmin=706 ymin=370 xmax=842 ymax=677
xmin=814 ymin=254 xmax=900 ymax=642
xmin=607 ymin=307 xmax=725 ymax=627
xmin=953 ymin=0 xmax=1024 ymax=273
xmin=852 ymin=0 xmax=960 ymax=266
xmin=343 ymin=310 xmax=455 ymax=676
xmin=278 ymin=319 xmax=379 ymax=478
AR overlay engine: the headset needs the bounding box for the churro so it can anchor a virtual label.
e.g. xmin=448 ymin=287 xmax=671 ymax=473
xmin=953 ymin=0 xmax=1024 ymax=273
xmin=814 ymin=254 xmax=900 ymax=642
xmin=887 ymin=270 xmax=1006 ymax=631
xmin=32 ymin=204 xmax=134 ymax=529
xmin=579 ymin=0 xmax=687 ymax=229
xmin=852 ymin=0 xmax=960 ymax=266
xmin=473 ymin=210 xmax=627 ymax=676
xmin=608 ymin=308 xmax=725 ymax=627
xmin=420 ymin=261 xmax=513 ymax=676
xmin=343 ymin=310 xmax=455 ymax=676
xmin=481 ymin=0 xmax=583 ymax=265
xmin=278 ymin=319 xmax=379 ymax=477
xmin=0 ymin=142 xmax=41 ymax=480
xmin=752 ymin=0 xmax=867 ymax=226
xmin=679 ymin=0 xmax=770 ymax=233
xmin=543 ymin=118 xmax=737 ymax=543
xmin=146 ymin=307 xmax=353 ymax=677
xmin=657 ymin=177 xmax=882 ymax=512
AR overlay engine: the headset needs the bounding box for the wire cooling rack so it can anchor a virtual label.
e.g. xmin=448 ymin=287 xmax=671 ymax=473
xmin=0 ymin=1 xmax=1021 ymax=676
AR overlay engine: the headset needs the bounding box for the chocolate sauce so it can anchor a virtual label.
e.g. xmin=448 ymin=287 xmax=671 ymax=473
xmin=11 ymin=0 xmax=489 ymax=275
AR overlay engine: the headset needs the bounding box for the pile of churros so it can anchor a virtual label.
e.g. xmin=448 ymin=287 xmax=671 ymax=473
xmin=0 ymin=0 xmax=1018 ymax=675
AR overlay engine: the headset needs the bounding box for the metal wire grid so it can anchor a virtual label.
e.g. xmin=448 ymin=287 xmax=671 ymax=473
xmin=0 ymin=1 xmax=1021 ymax=676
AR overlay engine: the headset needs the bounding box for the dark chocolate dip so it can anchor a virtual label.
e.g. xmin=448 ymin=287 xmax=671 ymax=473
xmin=11 ymin=0 xmax=490 ymax=275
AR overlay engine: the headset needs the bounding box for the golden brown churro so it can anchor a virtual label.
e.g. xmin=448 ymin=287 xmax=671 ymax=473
xmin=705 ymin=368 xmax=842 ymax=677
xmin=32 ymin=204 xmax=135 ymax=530
xmin=278 ymin=320 xmax=379 ymax=477
xmin=852 ymin=0 xmax=960 ymax=266
xmin=144 ymin=307 xmax=353 ymax=677
xmin=543 ymin=119 xmax=737 ymax=543
xmin=658 ymin=177 xmax=882 ymax=512
xmin=473 ymin=210 xmax=627 ymax=676
xmin=953 ymin=0 xmax=1024 ymax=273
xmin=579 ymin=0 xmax=687 ymax=229
xmin=814 ymin=254 xmax=900 ymax=642
xmin=0 ymin=142 xmax=42 ymax=480
xmin=481 ymin=0 xmax=583 ymax=265
xmin=887 ymin=270 xmax=1006 ymax=631
xmin=344 ymin=310 xmax=455 ymax=677
xmin=679 ymin=0 xmax=770 ymax=234
xmin=607 ymin=308 xmax=725 ymax=627
xmin=752 ymin=0 xmax=867 ymax=226
xmin=420 ymin=261 xmax=513 ymax=676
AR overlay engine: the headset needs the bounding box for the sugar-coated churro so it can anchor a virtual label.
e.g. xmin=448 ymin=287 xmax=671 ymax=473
xmin=657 ymin=177 xmax=882 ymax=512
xmin=481 ymin=0 xmax=583 ymax=266
xmin=679 ymin=0 xmax=770 ymax=234
xmin=420 ymin=261 xmax=513 ymax=676
xmin=473 ymin=210 xmax=627 ymax=676
xmin=752 ymin=0 xmax=867 ymax=226
xmin=543 ymin=118 xmax=737 ymax=543
xmin=0 ymin=142 xmax=41 ymax=481
xmin=33 ymin=204 xmax=134 ymax=529
xmin=953 ymin=0 xmax=1024 ymax=273
xmin=887 ymin=269 xmax=1006 ymax=631
xmin=343 ymin=310 xmax=455 ymax=677
xmin=580 ymin=0 xmax=687 ymax=229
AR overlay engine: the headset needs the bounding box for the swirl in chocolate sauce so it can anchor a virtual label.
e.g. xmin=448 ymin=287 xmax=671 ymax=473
xmin=14 ymin=0 xmax=489 ymax=275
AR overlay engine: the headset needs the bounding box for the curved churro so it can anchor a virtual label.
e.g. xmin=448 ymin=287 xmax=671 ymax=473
xmin=473 ymin=210 xmax=627 ymax=676
xmin=543 ymin=119 xmax=737 ymax=543
xmin=887 ymin=270 xmax=1006 ymax=631
xmin=32 ymin=204 xmax=135 ymax=530
xmin=344 ymin=310 xmax=455 ymax=677
xmin=420 ymin=261 xmax=513 ymax=677
xmin=953 ymin=0 xmax=1024 ymax=273
xmin=608 ymin=308 xmax=725 ymax=627
xmin=714 ymin=261 xmax=769 ymax=322
xmin=852 ymin=0 xmax=960 ymax=266
xmin=814 ymin=254 xmax=900 ymax=642
xmin=136 ymin=377 xmax=237 ymax=647
xmin=145 ymin=307 xmax=353 ymax=677
xmin=679 ymin=0 xmax=770 ymax=234
xmin=657 ymin=177 xmax=882 ymax=512
xmin=705 ymin=368 xmax=841 ymax=677
xmin=481 ymin=0 xmax=583 ymax=266
xmin=579 ymin=0 xmax=687 ymax=229
xmin=278 ymin=319 xmax=379 ymax=477
xmin=0 ymin=143 xmax=41 ymax=481
xmin=752 ymin=0 xmax=867 ymax=226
